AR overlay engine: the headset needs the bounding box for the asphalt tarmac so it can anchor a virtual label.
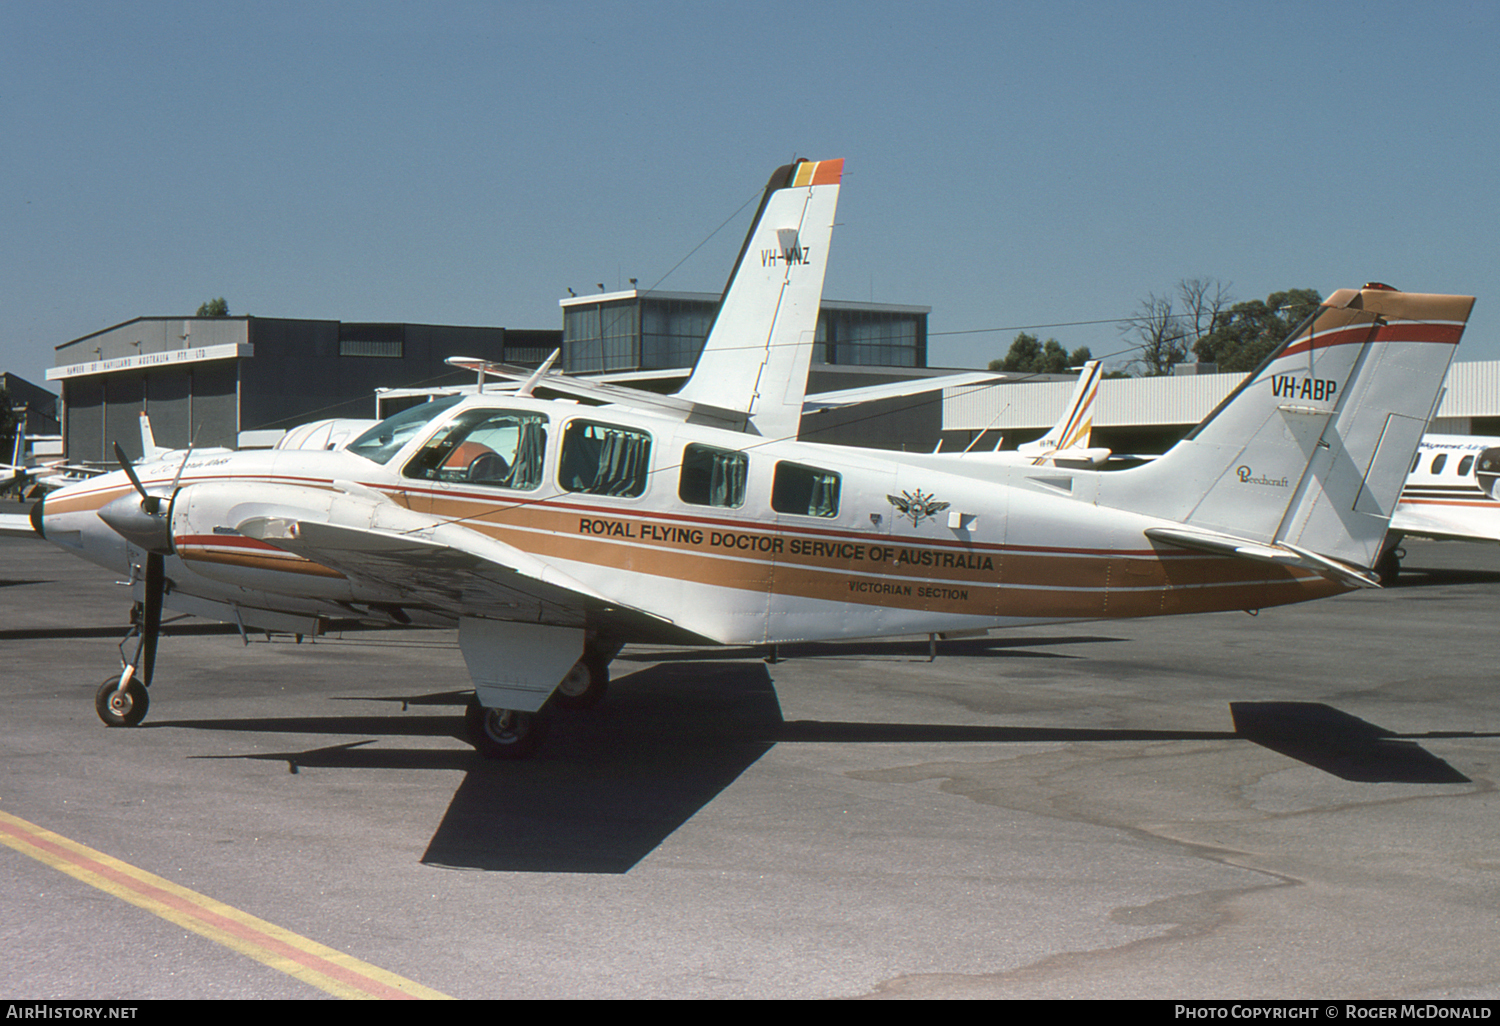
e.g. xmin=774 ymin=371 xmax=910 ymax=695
xmin=1 ymin=518 xmax=1497 ymax=1000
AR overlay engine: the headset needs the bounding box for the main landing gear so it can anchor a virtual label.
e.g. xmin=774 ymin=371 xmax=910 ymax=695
xmin=464 ymin=643 xmax=615 ymax=760
xmin=1375 ymin=539 xmax=1406 ymax=587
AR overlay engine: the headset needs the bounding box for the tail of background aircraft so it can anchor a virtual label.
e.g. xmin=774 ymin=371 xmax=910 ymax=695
xmin=673 ymin=158 xmax=843 ymax=439
xmin=6 ymin=422 xmax=23 ymax=471
xmin=1102 ymin=285 xmax=1474 ymax=583
xmin=1015 ymin=360 xmax=1106 ymax=464
xmin=139 ymin=412 xmax=167 ymax=461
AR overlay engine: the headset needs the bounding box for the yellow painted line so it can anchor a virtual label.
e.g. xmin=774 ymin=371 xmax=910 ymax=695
xmin=0 ymin=809 xmax=451 ymax=1000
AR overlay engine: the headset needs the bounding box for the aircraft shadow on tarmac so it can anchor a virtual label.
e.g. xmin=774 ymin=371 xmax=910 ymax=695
xmin=1390 ymin=565 xmax=1500 ymax=588
xmin=158 ymin=647 xmax=1493 ymax=874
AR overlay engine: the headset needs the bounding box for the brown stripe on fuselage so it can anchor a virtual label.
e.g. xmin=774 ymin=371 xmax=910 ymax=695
xmin=411 ymin=491 xmax=1344 ymax=619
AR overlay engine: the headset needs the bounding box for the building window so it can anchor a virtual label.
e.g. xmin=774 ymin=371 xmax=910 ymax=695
xmin=643 ymin=299 xmax=716 ymax=369
xmin=339 ymin=323 xmax=405 ymax=358
xmin=563 ymin=300 xmax=640 ymax=373
xmin=819 ymin=309 xmax=923 ymax=367
xmin=680 ymin=444 xmax=747 ymax=508
xmin=772 ymin=461 xmax=840 ymax=517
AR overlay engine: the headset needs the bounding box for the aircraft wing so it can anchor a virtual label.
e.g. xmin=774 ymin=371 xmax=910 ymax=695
xmin=445 ymin=356 xmax=749 ymax=429
xmin=802 ymin=372 xmax=1005 ymax=412
xmin=236 ymin=516 xmax=708 ymax=644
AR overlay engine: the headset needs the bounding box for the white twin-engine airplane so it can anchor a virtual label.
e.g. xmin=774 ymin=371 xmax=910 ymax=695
xmin=31 ymin=157 xmax=1476 ymax=759
xmin=1378 ymin=434 xmax=1500 ymax=580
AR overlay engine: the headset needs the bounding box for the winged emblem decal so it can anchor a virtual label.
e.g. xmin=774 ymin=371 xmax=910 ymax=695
xmin=887 ymin=489 xmax=950 ymax=526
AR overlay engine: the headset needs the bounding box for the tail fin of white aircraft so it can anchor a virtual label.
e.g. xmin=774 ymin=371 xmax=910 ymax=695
xmin=139 ymin=412 xmax=167 ymax=461
xmin=1106 ymin=285 xmax=1474 ymax=582
xmin=1016 ymin=360 xmax=1106 ymax=464
xmin=673 ymin=157 xmax=843 ymax=438
xmin=7 ymin=422 xmax=23 ymax=470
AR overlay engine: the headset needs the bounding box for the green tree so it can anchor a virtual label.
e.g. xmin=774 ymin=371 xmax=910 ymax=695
xmin=989 ymin=332 xmax=1092 ymax=375
xmin=196 ymin=297 xmax=230 ymax=317
xmin=1192 ymin=288 xmax=1322 ymax=371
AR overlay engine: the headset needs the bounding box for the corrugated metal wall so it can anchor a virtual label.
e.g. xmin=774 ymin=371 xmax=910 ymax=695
xmin=944 ymin=362 xmax=1498 ymax=433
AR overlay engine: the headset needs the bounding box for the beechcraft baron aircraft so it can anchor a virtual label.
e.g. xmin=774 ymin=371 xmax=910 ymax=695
xmin=30 ymin=158 xmax=1475 ymax=759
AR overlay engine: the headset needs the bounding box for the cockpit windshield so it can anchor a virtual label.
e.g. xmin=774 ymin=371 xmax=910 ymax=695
xmin=345 ymin=395 xmax=464 ymax=465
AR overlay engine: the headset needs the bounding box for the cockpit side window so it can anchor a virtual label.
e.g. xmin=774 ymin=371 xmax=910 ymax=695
xmin=345 ymin=395 xmax=464 ymax=465
xmin=403 ymin=409 xmax=549 ymax=490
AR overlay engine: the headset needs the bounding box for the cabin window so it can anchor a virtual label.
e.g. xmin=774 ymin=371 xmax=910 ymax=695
xmin=679 ymin=445 xmax=748 ymax=508
xmin=402 ymin=408 xmax=549 ymax=490
xmin=771 ymin=461 xmax=840 ymax=518
xmin=1458 ymin=455 xmax=1475 ymax=476
xmin=559 ymin=420 xmax=653 ymax=497
xmin=346 ymin=395 xmax=464 ymax=465
xmin=1430 ymin=453 xmax=1448 ymax=474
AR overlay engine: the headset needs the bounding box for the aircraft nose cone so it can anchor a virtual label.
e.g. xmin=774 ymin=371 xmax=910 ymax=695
xmin=29 ymin=495 xmax=44 ymax=540
xmin=98 ymin=493 xmax=174 ymax=554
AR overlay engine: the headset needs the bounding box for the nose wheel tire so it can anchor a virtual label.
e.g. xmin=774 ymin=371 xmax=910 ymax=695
xmin=96 ymin=677 xmax=150 ymax=728
xmin=465 ymin=697 xmax=549 ymax=760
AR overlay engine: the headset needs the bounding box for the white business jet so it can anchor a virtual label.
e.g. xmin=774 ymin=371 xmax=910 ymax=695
xmin=1376 ymin=434 xmax=1500 ymax=580
xmin=31 ymin=157 xmax=1474 ymax=760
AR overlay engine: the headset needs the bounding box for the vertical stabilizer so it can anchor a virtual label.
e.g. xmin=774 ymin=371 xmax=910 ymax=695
xmin=1104 ymin=286 xmax=1473 ymax=574
xmin=139 ymin=412 xmax=167 ymax=461
xmin=673 ymin=158 xmax=843 ymax=438
xmin=1016 ymin=360 xmax=1104 ymax=463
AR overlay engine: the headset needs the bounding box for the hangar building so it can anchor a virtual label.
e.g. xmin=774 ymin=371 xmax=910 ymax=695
xmin=47 ymin=317 xmax=560 ymax=463
xmin=942 ymin=360 xmax=1500 ymax=454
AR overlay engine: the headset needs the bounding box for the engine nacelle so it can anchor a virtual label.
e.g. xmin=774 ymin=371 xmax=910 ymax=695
xmin=1476 ymin=447 xmax=1500 ymax=499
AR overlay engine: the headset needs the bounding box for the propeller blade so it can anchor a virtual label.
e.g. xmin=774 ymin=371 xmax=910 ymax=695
xmin=114 ymin=442 xmax=149 ymax=501
xmin=169 ymin=425 xmax=203 ymax=492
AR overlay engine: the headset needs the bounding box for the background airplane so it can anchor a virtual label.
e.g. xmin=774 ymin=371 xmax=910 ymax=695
xmin=30 ymin=158 xmax=1474 ymax=761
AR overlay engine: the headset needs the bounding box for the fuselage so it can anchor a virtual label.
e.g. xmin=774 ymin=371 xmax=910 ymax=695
xmin=37 ymin=393 xmax=1342 ymax=647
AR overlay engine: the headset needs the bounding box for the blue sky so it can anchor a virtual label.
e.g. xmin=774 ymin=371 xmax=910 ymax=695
xmin=4 ymin=0 xmax=1498 ymax=387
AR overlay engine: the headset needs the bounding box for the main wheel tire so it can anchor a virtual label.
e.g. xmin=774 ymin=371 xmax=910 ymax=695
xmin=551 ymin=655 xmax=609 ymax=711
xmin=96 ymin=676 xmax=149 ymax=728
xmin=465 ymin=696 xmax=549 ymax=760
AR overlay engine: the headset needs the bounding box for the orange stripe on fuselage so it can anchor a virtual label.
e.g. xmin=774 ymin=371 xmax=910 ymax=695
xmin=407 ymin=491 xmax=1342 ymax=619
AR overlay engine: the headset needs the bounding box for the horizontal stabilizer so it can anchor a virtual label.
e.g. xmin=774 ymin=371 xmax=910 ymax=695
xmin=1144 ymin=526 xmax=1381 ymax=589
